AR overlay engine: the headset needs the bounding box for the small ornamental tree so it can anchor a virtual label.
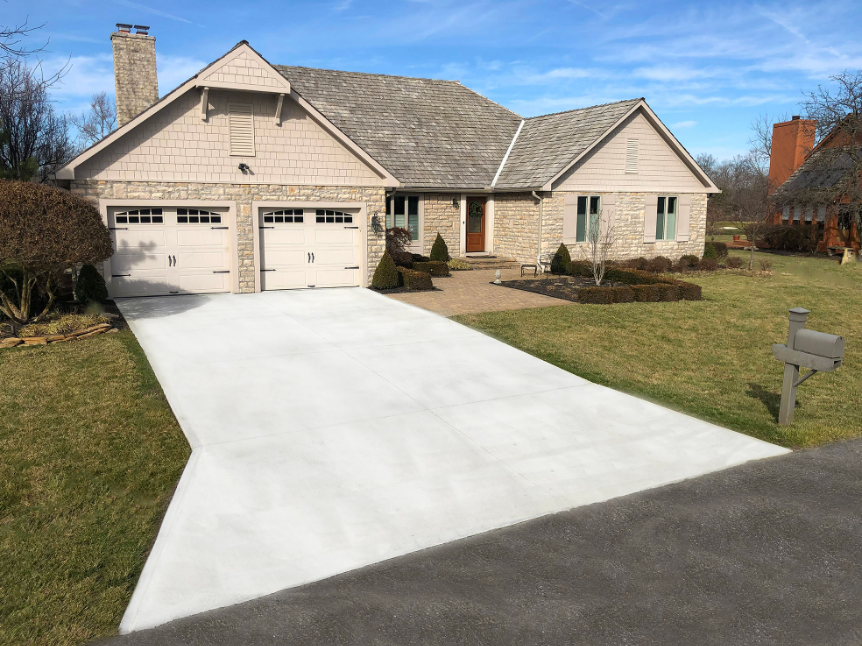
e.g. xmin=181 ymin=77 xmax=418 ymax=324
xmin=702 ymin=242 xmax=718 ymax=260
xmin=371 ymin=251 xmax=399 ymax=290
xmin=74 ymin=263 xmax=108 ymax=304
xmin=550 ymin=243 xmax=571 ymax=274
xmin=385 ymin=227 xmax=413 ymax=255
xmin=429 ymin=233 xmax=450 ymax=262
xmin=0 ymin=181 xmax=112 ymax=326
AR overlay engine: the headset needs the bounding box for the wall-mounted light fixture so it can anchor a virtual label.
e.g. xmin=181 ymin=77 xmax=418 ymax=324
xmin=452 ymin=197 xmax=459 ymax=208
xmin=238 ymin=163 xmax=250 ymax=173
xmin=371 ymin=214 xmax=383 ymax=234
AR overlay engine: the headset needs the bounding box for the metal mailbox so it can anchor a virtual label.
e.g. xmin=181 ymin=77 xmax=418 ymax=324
xmin=771 ymin=308 xmax=845 ymax=425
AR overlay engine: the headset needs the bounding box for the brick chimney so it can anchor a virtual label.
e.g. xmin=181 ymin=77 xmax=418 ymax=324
xmin=111 ymin=24 xmax=158 ymax=127
xmin=767 ymin=115 xmax=816 ymax=195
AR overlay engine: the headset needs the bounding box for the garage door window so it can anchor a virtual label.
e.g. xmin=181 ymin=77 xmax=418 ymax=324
xmin=115 ymin=209 xmax=164 ymax=224
xmin=263 ymin=209 xmax=304 ymax=223
xmin=177 ymin=208 xmax=222 ymax=224
xmin=315 ymin=209 xmax=353 ymax=224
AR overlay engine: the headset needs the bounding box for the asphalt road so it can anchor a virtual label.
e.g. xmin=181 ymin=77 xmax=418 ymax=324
xmin=97 ymin=437 xmax=862 ymax=646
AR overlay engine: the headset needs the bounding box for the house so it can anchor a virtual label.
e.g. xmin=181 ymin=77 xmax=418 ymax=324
xmin=56 ymin=25 xmax=719 ymax=299
xmin=768 ymin=116 xmax=861 ymax=252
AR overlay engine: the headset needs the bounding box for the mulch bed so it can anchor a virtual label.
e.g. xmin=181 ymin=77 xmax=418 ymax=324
xmin=499 ymin=275 xmax=626 ymax=303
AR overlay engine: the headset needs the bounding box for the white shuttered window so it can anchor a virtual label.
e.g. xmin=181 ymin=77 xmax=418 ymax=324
xmin=229 ymin=103 xmax=255 ymax=157
xmin=625 ymin=139 xmax=639 ymax=173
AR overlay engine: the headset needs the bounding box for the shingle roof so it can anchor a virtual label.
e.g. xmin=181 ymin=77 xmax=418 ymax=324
xmin=276 ymin=66 xmax=523 ymax=189
xmin=773 ymin=146 xmax=859 ymax=202
xmin=494 ymin=99 xmax=642 ymax=189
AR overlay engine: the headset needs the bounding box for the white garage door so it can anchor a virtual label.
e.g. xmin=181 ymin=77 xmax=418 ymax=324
xmin=109 ymin=207 xmax=232 ymax=298
xmin=259 ymin=207 xmax=362 ymax=290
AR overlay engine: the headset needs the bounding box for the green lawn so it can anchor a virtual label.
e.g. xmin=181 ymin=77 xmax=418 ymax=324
xmin=0 ymin=331 xmax=189 ymax=646
xmin=455 ymin=251 xmax=862 ymax=448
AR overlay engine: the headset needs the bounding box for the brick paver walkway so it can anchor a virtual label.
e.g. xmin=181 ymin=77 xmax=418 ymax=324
xmin=386 ymin=268 xmax=568 ymax=316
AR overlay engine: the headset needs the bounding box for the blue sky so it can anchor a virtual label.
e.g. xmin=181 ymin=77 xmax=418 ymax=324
xmin=12 ymin=0 xmax=862 ymax=160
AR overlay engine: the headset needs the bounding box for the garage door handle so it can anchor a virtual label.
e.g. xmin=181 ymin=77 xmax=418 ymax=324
xmin=211 ymin=226 xmax=229 ymax=230
xmin=307 ymin=252 xmax=311 ymax=263
xmin=112 ymin=274 xmax=131 ymax=278
xmin=344 ymin=226 xmax=359 ymax=229
xmin=344 ymin=266 xmax=359 ymax=269
xmin=311 ymin=252 xmax=315 ymax=263
xmin=172 ymin=255 xmax=177 ymax=266
xmin=168 ymin=256 xmax=173 ymax=267
xmin=212 ymin=270 xmax=230 ymax=274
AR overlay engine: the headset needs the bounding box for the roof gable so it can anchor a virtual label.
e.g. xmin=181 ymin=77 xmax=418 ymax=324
xmin=198 ymin=47 xmax=291 ymax=94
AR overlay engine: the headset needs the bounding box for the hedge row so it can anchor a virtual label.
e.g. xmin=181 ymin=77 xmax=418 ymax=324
xmin=412 ymin=261 xmax=450 ymax=277
xmin=397 ymin=267 xmax=434 ymax=291
xmin=570 ymin=261 xmax=701 ymax=304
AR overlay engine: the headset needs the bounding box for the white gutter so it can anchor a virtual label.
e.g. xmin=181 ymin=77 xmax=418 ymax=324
xmin=491 ymin=120 xmax=524 ymax=188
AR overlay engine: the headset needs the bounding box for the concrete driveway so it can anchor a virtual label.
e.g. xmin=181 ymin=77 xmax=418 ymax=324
xmin=117 ymin=288 xmax=787 ymax=633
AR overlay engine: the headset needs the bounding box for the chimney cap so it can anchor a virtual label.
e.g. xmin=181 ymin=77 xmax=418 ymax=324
xmin=792 ymin=115 xmax=800 ymax=120
xmin=134 ymin=25 xmax=150 ymax=34
xmin=116 ymin=23 xmax=133 ymax=31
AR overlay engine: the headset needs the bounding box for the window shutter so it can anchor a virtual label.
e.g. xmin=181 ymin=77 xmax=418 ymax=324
xmin=644 ymin=195 xmax=658 ymax=243
xmin=601 ymin=193 xmax=616 ymax=237
xmin=677 ymin=195 xmax=691 ymax=241
xmin=229 ymin=104 xmax=255 ymax=156
xmin=563 ymin=193 xmax=578 ymax=243
xmin=625 ymin=139 xmax=638 ymax=173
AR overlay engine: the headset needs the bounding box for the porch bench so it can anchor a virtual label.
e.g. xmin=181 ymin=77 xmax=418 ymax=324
xmin=520 ymin=263 xmax=538 ymax=277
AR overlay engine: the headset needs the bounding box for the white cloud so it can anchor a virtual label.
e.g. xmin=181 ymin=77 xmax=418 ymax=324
xmin=157 ymin=54 xmax=207 ymax=94
xmin=672 ymin=120 xmax=697 ymax=129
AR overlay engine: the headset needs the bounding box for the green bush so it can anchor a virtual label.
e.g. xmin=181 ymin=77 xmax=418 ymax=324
xmin=713 ymin=241 xmax=728 ymax=259
xmin=703 ymin=242 xmax=718 ymax=259
xmin=726 ymin=256 xmax=743 ymax=269
xmin=447 ymin=258 xmax=472 ymax=271
xmin=632 ymin=284 xmax=660 ymax=302
xmin=578 ymin=287 xmax=614 ymax=304
xmin=569 ymin=260 xmax=592 ymax=277
xmin=551 ymin=243 xmax=572 ymax=274
xmin=680 ymin=254 xmax=700 ymax=269
xmin=645 ymin=256 xmax=674 ymax=273
xmin=372 ymin=251 xmax=400 ymax=289
xmin=390 ymin=251 xmax=414 ymax=267
xmin=398 ymin=267 xmax=434 ymax=291
xmin=657 ymin=284 xmax=680 ymax=302
xmin=429 ymin=233 xmax=450 ymax=262
xmin=700 ymin=257 xmax=719 ymax=271
xmin=763 ymin=224 xmax=818 ymax=252
xmin=74 ymin=264 xmax=108 ymax=304
xmin=413 ymin=261 xmax=450 ymax=277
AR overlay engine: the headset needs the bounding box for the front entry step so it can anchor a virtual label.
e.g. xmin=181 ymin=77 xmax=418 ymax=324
xmin=458 ymin=255 xmax=520 ymax=270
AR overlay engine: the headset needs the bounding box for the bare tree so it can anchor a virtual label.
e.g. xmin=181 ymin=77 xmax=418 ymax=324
xmin=586 ymin=209 xmax=614 ymax=286
xmin=732 ymin=157 xmax=773 ymax=270
xmin=71 ymin=92 xmax=117 ymax=148
xmin=1 ymin=15 xmax=48 ymax=61
xmin=0 ymin=59 xmax=74 ymax=182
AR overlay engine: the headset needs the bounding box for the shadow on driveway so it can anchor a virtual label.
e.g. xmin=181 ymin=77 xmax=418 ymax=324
xmin=98 ymin=438 xmax=862 ymax=646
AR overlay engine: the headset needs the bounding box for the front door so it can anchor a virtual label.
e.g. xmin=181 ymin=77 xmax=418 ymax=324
xmin=466 ymin=197 xmax=485 ymax=253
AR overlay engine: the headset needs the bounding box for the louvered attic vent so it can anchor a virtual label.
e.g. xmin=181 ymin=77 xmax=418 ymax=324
xmin=625 ymin=139 xmax=638 ymax=173
xmin=229 ymin=103 xmax=255 ymax=157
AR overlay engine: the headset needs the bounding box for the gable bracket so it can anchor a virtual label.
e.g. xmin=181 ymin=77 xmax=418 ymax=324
xmin=274 ymin=93 xmax=285 ymax=126
xmin=200 ymin=87 xmax=209 ymax=122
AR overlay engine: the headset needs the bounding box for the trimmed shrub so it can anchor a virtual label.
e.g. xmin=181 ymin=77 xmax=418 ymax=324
xmin=645 ymin=256 xmax=674 ymax=273
xmin=413 ymin=261 xmax=450 ymax=277
xmin=578 ymin=287 xmax=614 ymax=304
xmin=551 ymin=243 xmax=572 ymax=275
xmin=429 ymin=233 xmax=450 ymax=262
xmin=680 ymin=254 xmax=700 ymax=269
xmin=74 ymin=264 xmax=108 ymax=304
xmin=398 ymin=267 xmax=434 ymax=291
xmin=372 ymin=251 xmax=400 ymax=289
xmin=632 ymin=284 xmax=661 ymax=302
xmin=605 ymin=268 xmax=664 ymax=285
xmin=700 ymin=257 xmax=719 ymax=271
xmin=713 ymin=241 xmax=728 ymax=259
xmin=674 ymin=281 xmax=702 ymax=301
xmin=656 ymin=284 xmax=680 ymax=302
xmin=569 ymin=260 xmax=592 ymax=277
xmin=608 ymin=286 xmax=635 ymax=303
xmin=390 ymin=250 xmax=414 ymax=267
xmin=703 ymin=242 xmax=718 ymax=259
xmin=726 ymin=256 xmax=743 ymax=269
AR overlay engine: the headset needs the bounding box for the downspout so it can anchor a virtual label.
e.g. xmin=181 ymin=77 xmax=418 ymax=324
xmin=532 ymin=190 xmax=543 ymax=264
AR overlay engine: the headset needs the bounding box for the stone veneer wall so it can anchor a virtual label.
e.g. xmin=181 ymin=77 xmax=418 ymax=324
xmin=423 ymin=194 xmax=461 ymax=257
xmin=493 ymin=192 xmax=541 ymax=262
xmin=71 ymin=180 xmax=386 ymax=292
xmin=111 ymin=31 xmax=159 ymax=127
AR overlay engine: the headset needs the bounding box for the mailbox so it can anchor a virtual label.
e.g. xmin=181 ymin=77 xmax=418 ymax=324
xmin=794 ymin=329 xmax=844 ymax=359
xmin=772 ymin=308 xmax=845 ymax=425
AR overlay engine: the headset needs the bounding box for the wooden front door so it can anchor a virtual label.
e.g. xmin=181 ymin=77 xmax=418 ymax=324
xmin=466 ymin=197 xmax=486 ymax=252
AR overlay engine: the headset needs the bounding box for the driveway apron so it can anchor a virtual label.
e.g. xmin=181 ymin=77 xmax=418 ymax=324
xmin=117 ymin=288 xmax=788 ymax=633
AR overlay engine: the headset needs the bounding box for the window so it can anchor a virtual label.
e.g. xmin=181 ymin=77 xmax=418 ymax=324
xmin=655 ymin=196 xmax=677 ymax=241
xmin=385 ymin=195 xmax=420 ymax=240
xmin=575 ymin=196 xmax=601 ymax=243
xmin=177 ymin=208 xmax=222 ymax=224
xmin=838 ymin=208 xmax=853 ymax=231
xmin=115 ymin=208 xmax=163 ymax=224
xmin=315 ymin=209 xmax=353 ymax=224
xmin=262 ymin=209 xmax=304 ymax=224
xmin=782 ymin=206 xmax=790 ymax=222
xmin=804 ymin=206 xmax=813 ymax=223
xmin=229 ymin=103 xmax=255 ymax=157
